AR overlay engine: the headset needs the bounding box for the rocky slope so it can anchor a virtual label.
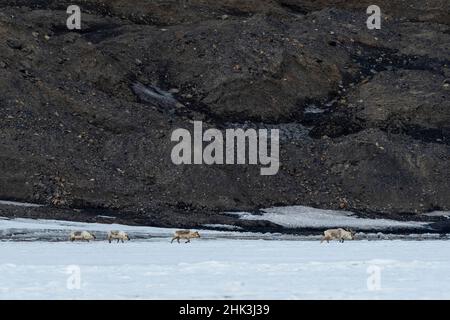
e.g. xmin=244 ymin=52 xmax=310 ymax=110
xmin=0 ymin=1 xmax=449 ymax=227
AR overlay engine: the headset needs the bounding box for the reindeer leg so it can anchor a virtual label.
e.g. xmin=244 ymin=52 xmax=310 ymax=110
xmin=171 ymin=237 xmax=176 ymax=243
xmin=185 ymin=239 xmax=190 ymax=243
xmin=177 ymin=238 xmax=180 ymax=243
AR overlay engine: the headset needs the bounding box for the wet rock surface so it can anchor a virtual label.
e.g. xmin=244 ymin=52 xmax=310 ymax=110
xmin=0 ymin=1 xmax=449 ymax=228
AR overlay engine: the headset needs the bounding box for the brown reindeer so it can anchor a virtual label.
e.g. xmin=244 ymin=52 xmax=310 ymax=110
xmin=321 ymin=228 xmax=356 ymax=243
xmin=107 ymin=231 xmax=130 ymax=243
xmin=69 ymin=231 xmax=96 ymax=242
xmin=171 ymin=230 xmax=201 ymax=243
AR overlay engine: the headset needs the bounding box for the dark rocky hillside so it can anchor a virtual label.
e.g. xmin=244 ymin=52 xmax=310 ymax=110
xmin=0 ymin=0 xmax=449 ymax=227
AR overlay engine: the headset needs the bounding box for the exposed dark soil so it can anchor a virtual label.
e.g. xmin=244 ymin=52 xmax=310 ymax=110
xmin=1 ymin=1 xmax=449 ymax=229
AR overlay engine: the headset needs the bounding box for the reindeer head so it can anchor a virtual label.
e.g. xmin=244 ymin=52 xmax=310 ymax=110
xmin=348 ymin=229 xmax=356 ymax=239
xmin=193 ymin=231 xmax=201 ymax=238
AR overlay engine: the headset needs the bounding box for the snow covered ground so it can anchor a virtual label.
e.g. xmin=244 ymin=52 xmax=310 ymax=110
xmin=1 ymin=240 xmax=450 ymax=299
xmin=0 ymin=200 xmax=42 ymax=207
xmin=230 ymin=206 xmax=429 ymax=230
xmin=1 ymin=217 xmax=450 ymax=299
xmin=0 ymin=217 xmax=282 ymax=241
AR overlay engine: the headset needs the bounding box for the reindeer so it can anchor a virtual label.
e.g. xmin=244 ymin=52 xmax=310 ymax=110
xmin=321 ymin=228 xmax=356 ymax=243
xmin=107 ymin=231 xmax=130 ymax=243
xmin=69 ymin=231 xmax=96 ymax=242
xmin=171 ymin=230 xmax=201 ymax=243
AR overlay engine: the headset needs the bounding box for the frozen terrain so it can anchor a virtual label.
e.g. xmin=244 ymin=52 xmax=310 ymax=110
xmin=230 ymin=206 xmax=429 ymax=230
xmin=1 ymin=240 xmax=450 ymax=299
xmin=1 ymin=217 xmax=450 ymax=299
xmin=0 ymin=200 xmax=43 ymax=207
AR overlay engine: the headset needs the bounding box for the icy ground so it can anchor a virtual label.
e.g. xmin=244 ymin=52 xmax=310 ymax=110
xmin=1 ymin=218 xmax=450 ymax=299
xmin=1 ymin=240 xmax=450 ymax=299
xmin=230 ymin=206 xmax=429 ymax=230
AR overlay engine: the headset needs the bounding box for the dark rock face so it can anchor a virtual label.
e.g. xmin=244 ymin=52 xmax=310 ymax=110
xmin=0 ymin=0 xmax=449 ymax=224
xmin=346 ymin=71 xmax=450 ymax=140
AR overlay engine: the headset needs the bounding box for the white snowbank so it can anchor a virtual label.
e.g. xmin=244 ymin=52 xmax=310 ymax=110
xmin=203 ymin=224 xmax=244 ymax=231
xmin=0 ymin=200 xmax=42 ymax=207
xmin=230 ymin=206 xmax=429 ymax=230
xmin=0 ymin=217 xmax=448 ymax=299
xmin=1 ymin=240 xmax=450 ymax=299
xmin=0 ymin=217 xmax=275 ymax=241
xmin=424 ymin=211 xmax=450 ymax=218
